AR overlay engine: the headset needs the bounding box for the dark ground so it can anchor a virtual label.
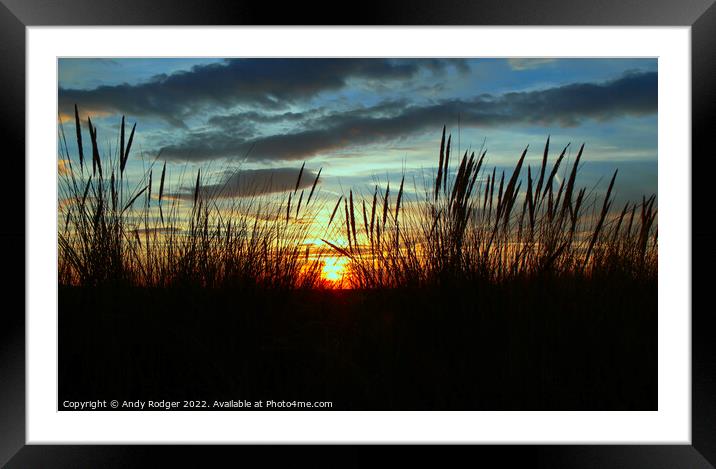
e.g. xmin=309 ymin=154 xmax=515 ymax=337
xmin=59 ymin=277 xmax=657 ymax=410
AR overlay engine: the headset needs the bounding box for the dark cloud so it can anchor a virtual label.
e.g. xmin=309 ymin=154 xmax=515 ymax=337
xmin=205 ymin=99 xmax=408 ymax=132
xmin=160 ymin=71 xmax=657 ymax=162
xmin=168 ymin=167 xmax=319 ymax=200
xmin=59 ymin=58 xmax=468 ymax=126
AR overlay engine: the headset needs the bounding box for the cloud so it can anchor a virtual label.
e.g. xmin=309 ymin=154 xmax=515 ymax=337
xmin=159 ymin=70 xmax=657 ymax=162
xmin=59 ymin=59 xmax=468 ymax=126
xmin=168 ymin=167 xmax=319 ymax=200
xmin=507 ymin=58 xmax=557 ymax=70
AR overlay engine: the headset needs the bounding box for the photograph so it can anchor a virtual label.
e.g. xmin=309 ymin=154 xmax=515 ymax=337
xmin=57 ymin=57 xmax=658 ymax=411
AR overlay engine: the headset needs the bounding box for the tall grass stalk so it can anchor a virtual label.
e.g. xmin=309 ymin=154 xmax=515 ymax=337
xmin=58 ymin=109 xmax=326 ymax=289
xmin=325 ymin=130 xmax=657 ymax=288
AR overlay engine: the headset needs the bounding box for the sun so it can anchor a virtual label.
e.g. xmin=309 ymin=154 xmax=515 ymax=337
xmin=321 ymin=256 xmax=349 ymax=284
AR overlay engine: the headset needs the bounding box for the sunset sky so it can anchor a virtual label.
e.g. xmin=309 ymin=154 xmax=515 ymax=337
xmin=58 ymin=58 xmax=657 ymax=205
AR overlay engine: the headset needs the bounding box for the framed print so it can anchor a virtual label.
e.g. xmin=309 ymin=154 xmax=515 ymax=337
xmin=2 ymin=0 xmax=715 ymax=466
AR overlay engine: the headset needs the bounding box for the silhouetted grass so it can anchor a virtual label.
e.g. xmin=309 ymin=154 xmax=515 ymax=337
xmin=60 ymin=113 xmax=656 ymax=290
xmin=325 ymin=127 xmax=657 ymax=288
xmin=58 ymin=110 xmax=657 ymax=410
xmin=58 ymin=109 xmax=327 ymax=290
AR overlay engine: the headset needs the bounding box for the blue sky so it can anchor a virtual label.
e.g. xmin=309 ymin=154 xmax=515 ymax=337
xmin=58 ymin=58 xmax=657 ymax=204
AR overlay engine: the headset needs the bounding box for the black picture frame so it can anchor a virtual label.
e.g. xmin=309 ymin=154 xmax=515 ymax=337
xmin=1 ymin=0 xmax=714 ymax=466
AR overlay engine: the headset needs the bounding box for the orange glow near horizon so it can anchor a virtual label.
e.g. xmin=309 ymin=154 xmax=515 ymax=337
xmin=321 ymin=256 xmax=349 ymax=285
